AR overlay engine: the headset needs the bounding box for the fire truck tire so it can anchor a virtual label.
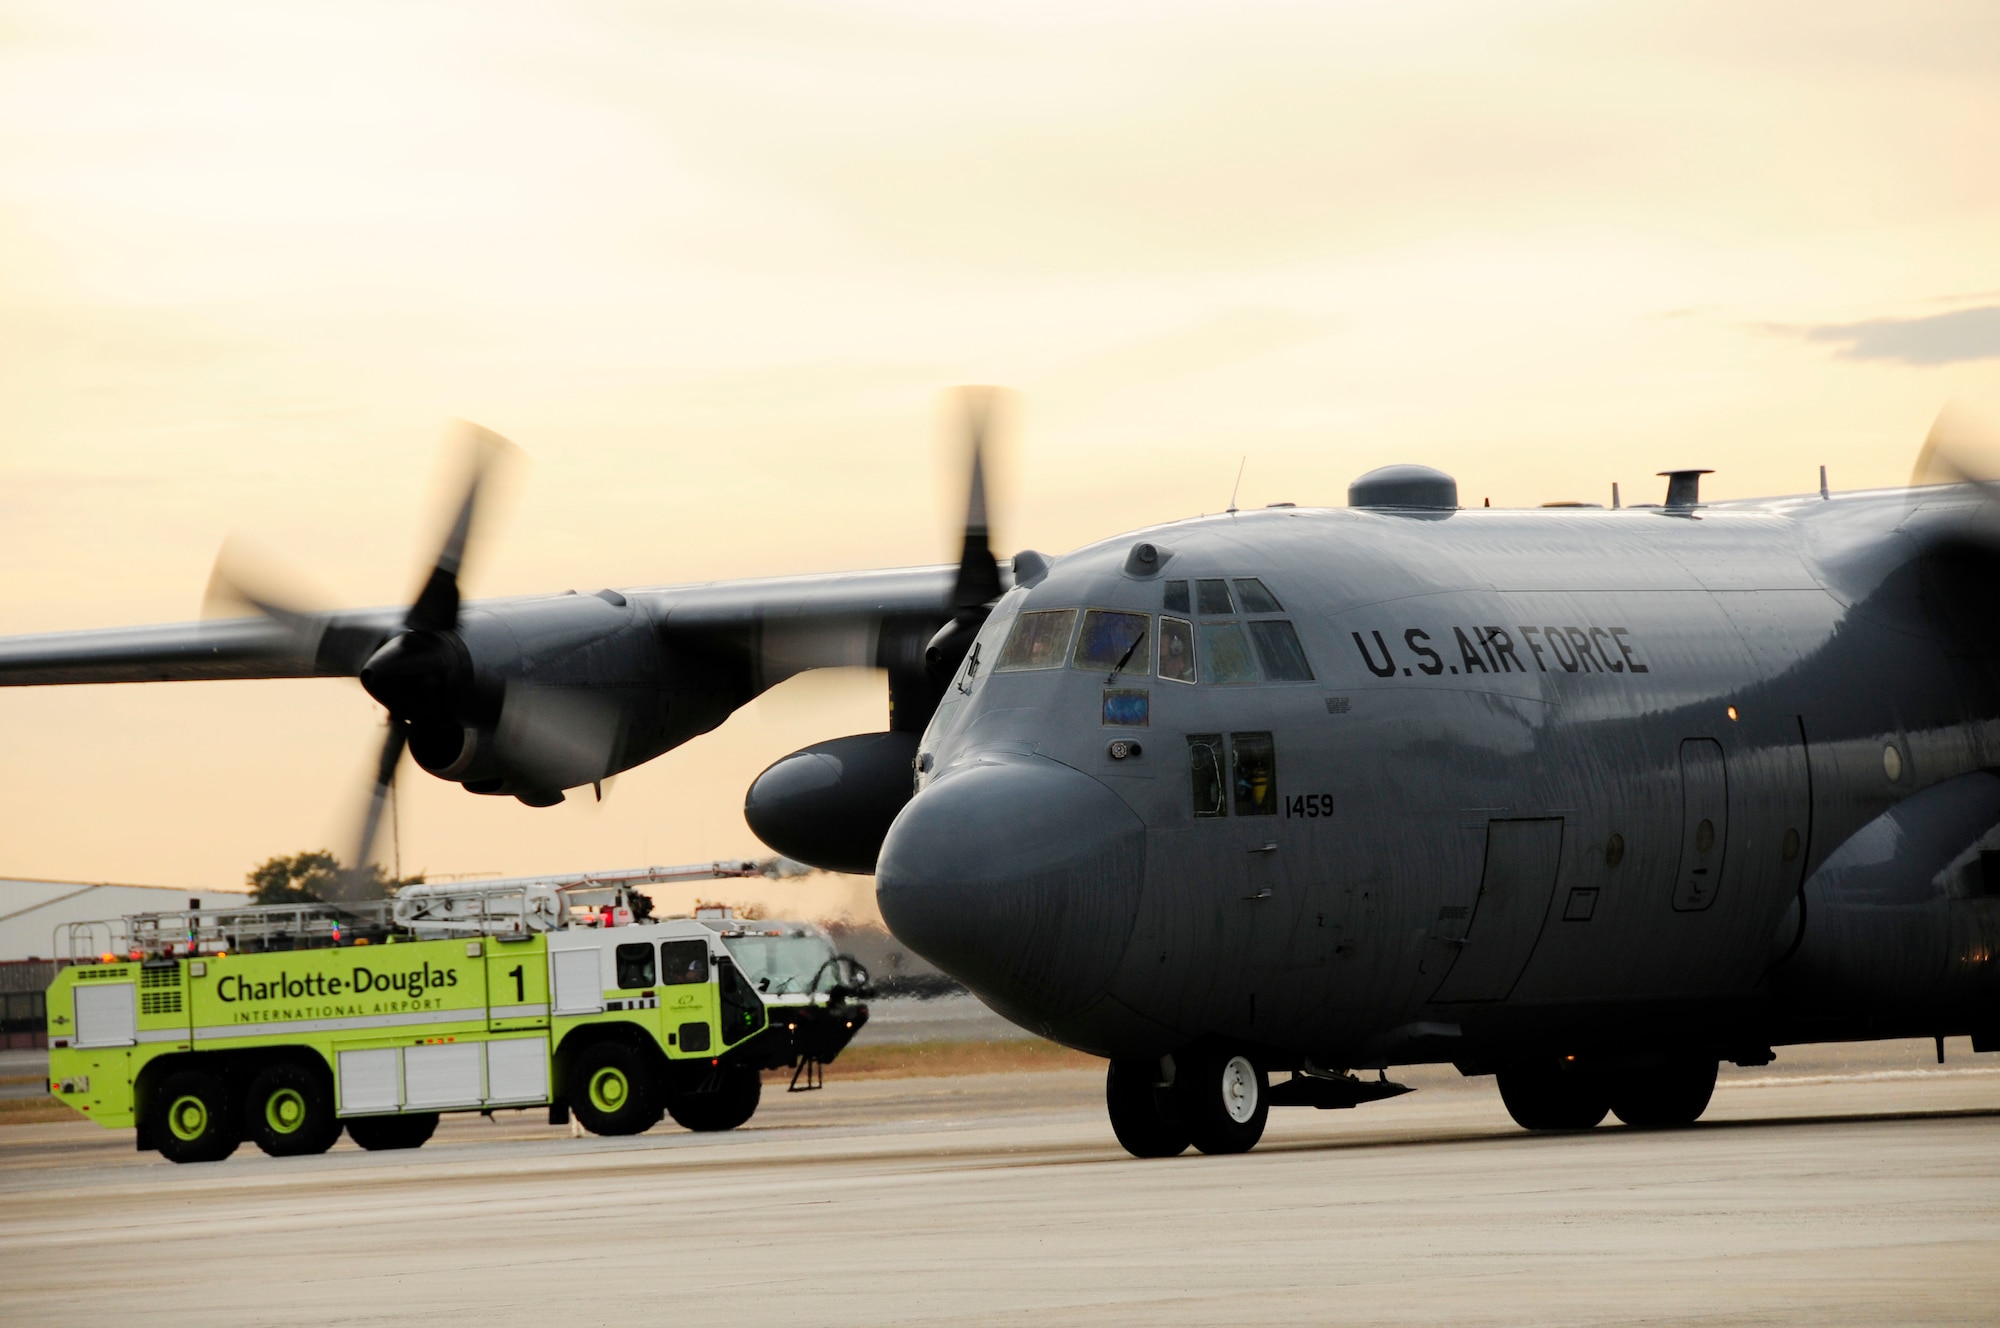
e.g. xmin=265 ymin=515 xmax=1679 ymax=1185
xmin=1496 ymin=1059 xmax=1611 ymax=1131
xmin=1105 ymin=1058 xmax=1190 ymax=1158
xmin=246 ymin=1062 xmax=342 ymax=1157
xmin=151 ymin=1070 xmax=242 ymax=1164
xmin=666 ymin=1066 xmax=761 ymax=1132
xmin=1172 ymin=1044 xmax=1268 ymax=1155
xmin=345 ymin=1112 xmax=439 ymax=1150
xmin=570 ymin=1042 xmax=663 ymax=1136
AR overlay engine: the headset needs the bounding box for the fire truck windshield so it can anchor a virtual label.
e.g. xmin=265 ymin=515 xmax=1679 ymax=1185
xmin=721 ymin=932 xmax=839 ymax=995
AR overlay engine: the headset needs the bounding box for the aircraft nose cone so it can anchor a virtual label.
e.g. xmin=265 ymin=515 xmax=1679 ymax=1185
xmin=876 ymin=753 xmax=1145 ymax=1024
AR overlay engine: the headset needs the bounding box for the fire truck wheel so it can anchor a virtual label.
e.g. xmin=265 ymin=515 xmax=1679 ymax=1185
xmin=1172 ymin=1045 xmax=1268 ymax=1155
xmin=1496 ymin=1058 xmax=1611 ymax=1131
xmin=666 ymin=1066 xmax=761 ymax=1132
xmin=246 ymin=1062 xmax=341 ymax=1157
xmin=151 ymin=1070 xmax=242 ymax=1164
xmin=570 ymin=1042 xmax=663 ymax=1136
xmin=1105 ymin=1058 xmax=1190 ymax=1158
xmin=345 ymin=1112 xmax=439 ymax=1150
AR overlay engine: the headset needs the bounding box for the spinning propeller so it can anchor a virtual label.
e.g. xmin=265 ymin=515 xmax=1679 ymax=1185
xmin=207 ymin=424 xmax=519 ymax=899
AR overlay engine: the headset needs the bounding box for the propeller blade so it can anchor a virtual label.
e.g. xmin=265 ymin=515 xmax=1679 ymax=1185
xmin=948 ymin=388 xmax=1005 ymax=612
xmin=406 ymin=423 xmax=517 ymax=634
xmin=202 ymin=537 xmax=332 ymax=658
xmin=339 ymin=718 xmax=409 ymax=901
xmin=1910 ymin=402 xmax=2000 ymax=491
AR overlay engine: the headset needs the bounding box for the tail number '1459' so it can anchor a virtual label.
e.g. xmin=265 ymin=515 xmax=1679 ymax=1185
xmin=1286 ymin=794 xmax=1333 ymax=819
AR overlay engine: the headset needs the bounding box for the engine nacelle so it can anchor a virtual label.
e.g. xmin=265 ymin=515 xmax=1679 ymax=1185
xmin=366 ymin=590 xmax=743 ymax=805
xmin=744 ymin=732 xmax=921 ymax=875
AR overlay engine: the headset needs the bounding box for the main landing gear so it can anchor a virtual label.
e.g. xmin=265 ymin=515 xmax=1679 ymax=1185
xmin=1105 ymin=1045 xmax=1270 ymax=1158
xmin=1496 ymin=1055 xmax=1718 ymax=1132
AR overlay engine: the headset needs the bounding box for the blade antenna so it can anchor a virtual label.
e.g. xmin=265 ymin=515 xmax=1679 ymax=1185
xmin=1227 ymin=457 xmax=1247 ymax=514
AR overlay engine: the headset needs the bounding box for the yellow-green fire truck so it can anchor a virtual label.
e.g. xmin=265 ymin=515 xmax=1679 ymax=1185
xmin=44 ymin=878 xmax=865 ymax=1163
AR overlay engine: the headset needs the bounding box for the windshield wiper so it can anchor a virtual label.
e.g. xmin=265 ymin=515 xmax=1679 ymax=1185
xmin=1106 ymin=630 xmax=1146 ymax=684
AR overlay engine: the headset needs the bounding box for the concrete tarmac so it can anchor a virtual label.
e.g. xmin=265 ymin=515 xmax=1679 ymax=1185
xmin=4 ymin=1042 xmax=2000 ymax=1326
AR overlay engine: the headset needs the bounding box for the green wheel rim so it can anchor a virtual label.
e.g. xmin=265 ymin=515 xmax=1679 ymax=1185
xmin=265 ymin=1087 xmax=307 ymax=1135
xmin=588 ymin=1066 xmax=629 ymax=1114
xmin=167 ymin=1094 xmax=209 ymax=1142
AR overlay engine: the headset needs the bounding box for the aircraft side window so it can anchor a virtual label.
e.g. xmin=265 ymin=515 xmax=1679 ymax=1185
xmin=1233 ymin=578 xmax=1283 ymax=613
xmin=1231 ymin=732 xmax=1278 ymax=816
xmin=659 ymin=940 xmax=709 ymax=986
xmin=1247 ymin=620 xmax=1314 ymax=681
xmin=1158 ymin=617 xmax=1197 ymax=683
xmin=995 ymin=609 xmax=1078 ymax=671
xmin=615 ymin=942 xmax=656 ymax=989
xmin=1073 ymin=610 xmax=1151 ymax=675
xmin=1164 ymin=580 xmax=1190 ymax=613
xmin=1198 ymin=621 xmax=1259 ymax=683
xmin=1188 ymin=734 xmax=1227 ymax=818
xmin=1196 ymin=579 xmax=1235 ymax=615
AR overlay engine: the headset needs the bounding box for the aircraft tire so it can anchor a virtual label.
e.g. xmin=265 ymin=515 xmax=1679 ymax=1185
xmin=1172 ymin=1045 xmax=1268 ymax=1155
xmin=345 ymin=1112 xmax=439 ymax=1151
xmin=570 ymin=1042 xmax=664 ymax=1136
xmin=1496 ymin=1060 xmax=1610 ymax=1131
xmin=245 ymin=1061 xmax=342 ymax=1157
xmin=150 ymin=1070 xmax=242 ymax=1164
xmin=1105 ymin=1058 xmax=1190 ymax=1158
xmin=1608 ymin=1057 xmax=1717 ymax=1129
xmin=666 ymin=1066 xmax=762 ymax=1132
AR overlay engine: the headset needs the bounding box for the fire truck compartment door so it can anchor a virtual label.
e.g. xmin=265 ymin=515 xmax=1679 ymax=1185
xmin=404 ymin=1042 xmax=483 ymax=1109
xmin=550 ymin=943 xmax=605 ymax=1015
xmin=72 ymin=982 xmax=137 ymax=1049
xmin=338 ymin=1048 xmax=402 ymax=1114
xmin=485 ymin=1036 xmax=549 ymax=1104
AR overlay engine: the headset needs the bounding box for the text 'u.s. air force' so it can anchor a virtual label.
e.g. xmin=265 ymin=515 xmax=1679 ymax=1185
xmin=1350 ymin=625 xmax=1648 ymax=678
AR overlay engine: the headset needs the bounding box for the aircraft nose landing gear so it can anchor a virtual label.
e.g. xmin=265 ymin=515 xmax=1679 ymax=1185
xmin=1105 ymin=1044 xmax=1270 ymax=1158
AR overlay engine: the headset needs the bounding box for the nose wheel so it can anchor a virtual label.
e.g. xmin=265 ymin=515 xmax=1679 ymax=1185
xmin=1104 ymin=1045 xmax=1269 ymax=1158
xmin=1105 ymin=1059 xmax=1190 ymax=1157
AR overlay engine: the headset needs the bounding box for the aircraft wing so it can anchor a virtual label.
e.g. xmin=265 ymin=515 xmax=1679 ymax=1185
xmin=0 ymin=564 xmax=984 ymax=689
xmin=0 ymin=611 xmax=408 ymax=686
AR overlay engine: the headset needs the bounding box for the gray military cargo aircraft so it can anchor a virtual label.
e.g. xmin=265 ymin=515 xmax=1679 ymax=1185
xmin=6 ymin=406 xmax=1999 ymax=1157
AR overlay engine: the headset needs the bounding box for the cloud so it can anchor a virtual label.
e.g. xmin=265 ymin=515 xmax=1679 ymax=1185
xmin=1804 ymin=306 xmax=2000 ymax=365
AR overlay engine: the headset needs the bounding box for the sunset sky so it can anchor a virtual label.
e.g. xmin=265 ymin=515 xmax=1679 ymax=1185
xmin=3 ymin=1 xmax=1998 ymax=901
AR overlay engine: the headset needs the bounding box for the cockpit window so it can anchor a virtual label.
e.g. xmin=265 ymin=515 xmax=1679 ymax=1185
xmin=1247 ymin=620 xmax=1314 ymax=681
xmin=995 ymin=609 xmax=1077 ymax=671
xmin=1199 ymin=621 xmax=1258 ymax=683
xmin=1233 ymin=578 xmax=1283 ymax=613
xmin=1195 ymin=579 xmax=1235 ymax=615
xmin=1158 ymin=617 xmax=1196 ymax=683
xmin=1231 ymin=732 xmax=1278 ymax=816
xmin=1073 ymin=610 xmax=1151 ymax=675
xmin=1163 ymin=580 xmax=1190 ymax=613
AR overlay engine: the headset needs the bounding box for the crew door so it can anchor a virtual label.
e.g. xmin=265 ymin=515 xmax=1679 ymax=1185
xmin=1431 ymin=818 xmax=1565 ymax=1002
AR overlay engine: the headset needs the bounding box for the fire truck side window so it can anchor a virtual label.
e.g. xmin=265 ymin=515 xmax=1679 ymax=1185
xmin=660 ymin=940 xmax=709 ymax=985
xmin=1231 ymin=731 xmax=1278 ymax=816
xmin=716 ymin=957 xmax=767 ymax=1046
xmin=1188 ymin=733 xmax=1226 ymax=818
xmin=615 ymin=943 xmax=656 ymax=989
